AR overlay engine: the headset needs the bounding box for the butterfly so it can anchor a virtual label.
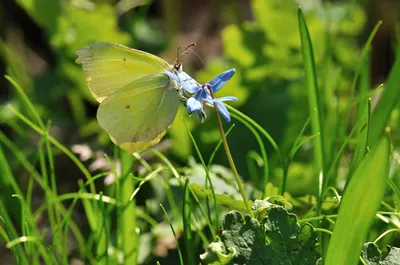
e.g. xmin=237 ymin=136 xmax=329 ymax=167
xmin=76 ymin=42 xmax=197 ymax=153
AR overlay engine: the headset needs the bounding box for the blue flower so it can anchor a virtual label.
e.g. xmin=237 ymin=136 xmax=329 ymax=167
xmin=165 ymin=68 xmax=237 ymax=122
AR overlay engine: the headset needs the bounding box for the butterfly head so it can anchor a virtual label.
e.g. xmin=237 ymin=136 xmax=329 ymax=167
xmin=172 ymin=43 xmax=196 ymax=72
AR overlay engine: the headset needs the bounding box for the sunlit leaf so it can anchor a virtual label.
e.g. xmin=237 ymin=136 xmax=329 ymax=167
xmin=325 ymin=135 xmax=391 ymax=265
xmin=201 ymin=207 xmax=320 ymax=265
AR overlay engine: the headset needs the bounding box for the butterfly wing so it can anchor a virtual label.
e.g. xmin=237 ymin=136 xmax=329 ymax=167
xmin=76 ymin=42 xmax=170 ymax=102
xmin=97 ymin=73 xmax=181 ymax=153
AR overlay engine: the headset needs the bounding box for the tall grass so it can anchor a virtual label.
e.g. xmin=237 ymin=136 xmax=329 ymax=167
xmin=1 ymin=5 xmax=400 ymax=265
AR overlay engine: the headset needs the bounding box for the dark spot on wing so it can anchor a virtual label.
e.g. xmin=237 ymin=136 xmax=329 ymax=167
xmin=131 ymin=130 xmax=139 ymax=143
xmin=123 ymin=58 xmax=126 ymax=62
xmin=125 ymin=104 xmax=130 ymax=109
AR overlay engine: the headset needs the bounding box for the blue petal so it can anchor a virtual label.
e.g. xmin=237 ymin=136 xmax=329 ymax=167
xmin=215 ymin=102 xmax=231 ymax=122
xmin=176 ymin=71 xmax=200 ymax=93
xmin=193 ymin=90 xmax=203 ymax=101
xmin=164 ymin=70 xmax=180 ymax=82
xmin=212 ymin=96 xmax=238 ymax=102
xmin=197 ymin=109 xmax=206 ymax=122
xmin=208 ymin=68 xmax=236 ymax=93
xmin=186 ymin=97 xmax=202 ymax=113
xmin=164 ymin=70 xmax=200 ymax=93
xmin=199 ymin=87 xmax=209 ymax=100
xmin=203 ymin=96 xmax=214 ymax=105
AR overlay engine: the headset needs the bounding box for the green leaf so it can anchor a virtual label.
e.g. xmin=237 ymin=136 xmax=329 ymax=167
xmin=201 ymin=207 xmax=320 ymax=265
xmin=298 ymin=8 xmax=325 ymax=196
xmin=252 ymin=197 xmax=292 ymax=221
xmin=190 ymin=183 xmax=247 ymax=213
xmin=200 ymin=237 xmax=236 ymax=265
xmin=325 ymin=135 xmax=391 ymax=265
xmin=362 ymin=242 xmax=400 ymax=265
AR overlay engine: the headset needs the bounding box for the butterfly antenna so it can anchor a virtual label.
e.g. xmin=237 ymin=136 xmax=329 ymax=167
xmin=187 ymin=48 xmax=205 ymax=67
xmin=173 ymin=46 xmax=183 ymax=66
xmin=176 ymin=46 xmax=182 ymax=60
xmin=180 ymin=43 xmax=196 ymax=55
xmin=179 ymin=43 xmax=196 ymax=59
xmin=180 ymin=43 xmax=205 ymax=67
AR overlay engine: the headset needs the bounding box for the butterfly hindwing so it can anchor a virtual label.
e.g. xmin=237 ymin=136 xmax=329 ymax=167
xmin=97 ymin=73 xmax=181 ymax=153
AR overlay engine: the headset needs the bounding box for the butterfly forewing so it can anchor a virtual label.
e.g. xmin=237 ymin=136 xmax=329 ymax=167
xmin=97 ymin=73 xmax=181 ymax=153
xmin=76 ymin=42 xmax=170 ymax=102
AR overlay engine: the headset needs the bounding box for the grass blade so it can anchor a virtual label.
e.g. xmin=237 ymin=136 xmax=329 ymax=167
xmin=118 ymin=150 xmax=138 ymax=265
xmin=160 ymin=204 xmax=184 ymax=265
xmin=96 ymin=193 xmax=110 ymax=265
xmin=182 ymin=179 xmax=195 ymax=265
xmin=298 ymin=8 xmax=325 ymax=204
xmin=349 ymin=99 xmax=371 ymax=177
xmin=5 ymin=75 xmax=44 ymax=129
xmin=350 ymin=21 xmax=382 ymax=100
xmin=0 ymin=136 xmax=23 ymax=209
xmin=207 ymin=124 xmax=235 ymax=168
xmin=228 ymin=115 xmax=269 ymax=191
xmin=184 ymin=120 xmax=220 ymax=229
xmin=149 ymin=149 xmax=215 ymax=238
xmin=325 ymin=135 xmax=391 ymax=265
xmin=0 ymin=203 xmax=29 ymax=264
xmin=369 ymin=46 xmax=400 ymax=145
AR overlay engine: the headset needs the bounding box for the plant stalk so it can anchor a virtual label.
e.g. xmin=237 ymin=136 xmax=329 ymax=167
xmin=208 ymin=88 xmax=253 ymax=217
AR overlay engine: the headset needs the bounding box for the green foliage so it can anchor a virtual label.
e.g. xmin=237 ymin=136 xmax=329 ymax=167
xmin=195 ymin=0 xmax=367 ymax=185
xmin=200 ymin=238 xmax=235 ymax=265
xmin=1 ymin=0 xmax=400 ymax=265
xmin=201 ymin=202 xmax=320 ymax=265
xmin=369 ymin=46 xmax=400 ymax=146
xmin=297 ymin=8 xmax=325 ymax=201
xmin=325 ymin=135 xmax=391 ymax=265
xmin=363 ymin=242 xmax=400 ymax=265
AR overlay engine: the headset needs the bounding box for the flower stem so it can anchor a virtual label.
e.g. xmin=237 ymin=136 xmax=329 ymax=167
xmin=208 ymin=88 xmax=253 ymax=217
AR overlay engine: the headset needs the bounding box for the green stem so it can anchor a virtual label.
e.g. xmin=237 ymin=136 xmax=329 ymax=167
xmin=208 ymin=88 xmax=253 ymax=217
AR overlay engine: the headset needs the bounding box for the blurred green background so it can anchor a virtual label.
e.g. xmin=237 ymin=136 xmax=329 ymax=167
xmin=1 ymin=0 xmax=399 ymax=190
xmin=1 ymin=0 xmax=400 ymax=264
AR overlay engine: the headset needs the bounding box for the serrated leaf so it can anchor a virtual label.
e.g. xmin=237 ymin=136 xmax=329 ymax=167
xmin=363 ymin=242 xmax=400 ymax=265
xmin=200 ymin=237 xmax=236 ymax=265
xmin=252 ymin=197 xmax=292 ymax=221
xmin=201 ymin=207 xmax=320 ymax=265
